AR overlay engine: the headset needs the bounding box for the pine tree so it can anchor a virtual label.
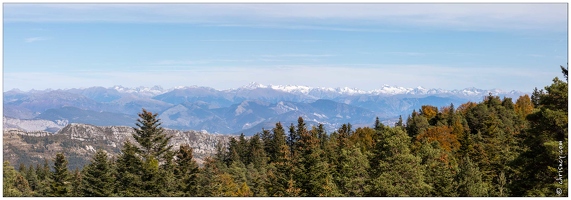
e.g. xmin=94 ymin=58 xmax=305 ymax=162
xmin=530 ymin=87 xmax=544 ymax=107
xmin=510 ymin=68 xmax=568 ymax=196
xmin=238 ymin=133 xmax=249 ymax=164
xmin=49 ymin=153 xmax=70 ymax=197
xmin=70 ymin=168 xmax=82 ymax=197
xmin=374 ymin=117 xmax=384 ymax=131
xmin=246 ymin=163 xmax=268 ymax=196
xmin=132 ymin=108 xmax=173 ymax=161
xmin=25 ymin=164 xmax=39 ymax=192
xmin=174 ymin=144 xmax=199 ymax=196
xmin=261 ymin=128 xmax=273 ymax=161
xmin=295 ymin=121 xmax=340 ymax=196
xmin=15 ymin=172 xmax=32 ymax=196
xmin=129 ymin=109 xmax=176 ymax=196
xmin=247 ymin=134 xmax=268 ymax=169
xmin=337 ymin=144 xmax=370 ymax=196
xmin=115 ymin=141 xmax=144 ymax=196
xmin=369 ymin=127 xmax=430 ymax=196
xmin=267 ymin=142 xmax=297 ymax=196
xmin=235 ymin=182 xmax=252 ymax=197
xmin=195 ymin=157 xmax=221 ymax=197
xmin=34 ymin=159 xmax=52 ymax=196
xmin=457 ymin=156 xmax=488 ymax=196
xmin=18 ymin=163 xmax=27 ymax=174
xmin=3 ymin=161 xmax=28 ymax=197
xmin=561 ymin=65 xmax=568 ymax=81
xmin=395 ymin=115 xmax=404 ymax=128
xmin=158 ymin=150 xmax=178 ymax=196
xmin=225 ymin=137 xmax=241 ymax=165
xmin=406 ymin=113 xmax=429 ymax=138
xmin=417 ymin=141 xmax=458 ymax=197
xmin=269 ymin=122 xmax=287 ymax=163
xmin=82 ymin=149 xmax=114 ymax=197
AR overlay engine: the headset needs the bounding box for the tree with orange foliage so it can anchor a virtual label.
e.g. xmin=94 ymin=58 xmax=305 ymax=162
xmin=457 ymin=102 xmax=477 ymax=115
xmin=415 ymin=126 xmax=460 ymax=153
xmin=421 ymin=105 xmax=438 ymax=120
xmin=514 ymin=95 xmax=534 ymax=119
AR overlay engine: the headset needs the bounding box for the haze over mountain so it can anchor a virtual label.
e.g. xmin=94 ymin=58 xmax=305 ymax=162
xmin=4 ymin=82 xmax=527 ymax=135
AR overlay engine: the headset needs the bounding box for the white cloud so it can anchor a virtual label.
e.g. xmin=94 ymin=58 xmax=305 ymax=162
xmin=197 ymin=39 xmax=321 ymax=42
xmin=24 ymin=37 xmax=49 ymax=43
xmin=260 ymin=54 xmax=335 ymax=58
xmin=4 ymin=4 xmax=566 ymax=32
xmin=4 ymin=64 xmax=558 ymax=92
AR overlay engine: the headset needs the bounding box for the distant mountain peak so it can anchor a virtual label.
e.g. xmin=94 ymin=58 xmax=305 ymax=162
xmin=241 ymin=82 xmax=267 ymax=89
xmin=9 ymin=83 xmax=526 ymax=98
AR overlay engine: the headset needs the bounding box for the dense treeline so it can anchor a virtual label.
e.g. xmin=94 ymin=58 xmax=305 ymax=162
xmin=4 ymin=66 xmax=568 ymax=197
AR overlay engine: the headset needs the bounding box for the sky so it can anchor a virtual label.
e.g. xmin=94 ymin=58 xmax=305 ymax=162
xmin=3 ymin=3 xmax=568 ymax=92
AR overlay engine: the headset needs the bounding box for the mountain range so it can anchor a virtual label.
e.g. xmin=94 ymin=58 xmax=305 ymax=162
xmin=3 ymin=83 xmax=528 ymax=135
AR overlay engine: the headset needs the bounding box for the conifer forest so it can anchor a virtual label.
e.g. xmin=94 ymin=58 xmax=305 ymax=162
xmin=3 ymin=66 xmax=568 ymax=197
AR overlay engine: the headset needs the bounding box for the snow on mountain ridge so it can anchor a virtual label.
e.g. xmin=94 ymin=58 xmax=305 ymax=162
xmin=11 ymin=83 xmax=524 ymax=97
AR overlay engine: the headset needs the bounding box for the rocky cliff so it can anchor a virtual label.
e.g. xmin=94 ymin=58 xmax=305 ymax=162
xmin=3 ymin=123 xmax=236 ymax=169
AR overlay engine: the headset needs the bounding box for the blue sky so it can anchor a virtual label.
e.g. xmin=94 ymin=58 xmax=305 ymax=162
xmin=3 ymin=3 xmax=568 ymax=92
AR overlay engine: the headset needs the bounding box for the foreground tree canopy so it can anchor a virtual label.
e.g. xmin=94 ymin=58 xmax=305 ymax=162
xmin=4 ymin=66 xmax=568 ymax=197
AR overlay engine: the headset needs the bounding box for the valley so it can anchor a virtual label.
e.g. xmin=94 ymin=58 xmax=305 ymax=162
xmin=3 ymin=83 xmax=526 ymax=135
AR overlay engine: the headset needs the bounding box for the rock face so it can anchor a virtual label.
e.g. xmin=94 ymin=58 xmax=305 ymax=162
xmin=3 ymin=117 xmax=66 ymax=132
xmin=3 ymin=123 xmax=236 ymax=170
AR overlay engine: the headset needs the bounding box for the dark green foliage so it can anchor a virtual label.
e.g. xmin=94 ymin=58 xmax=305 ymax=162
xmin=336 ymin=144 xmax=370 ymax=196
xmin=4 ymin=161 xmax=31 ymax=197
xmin=24 ymin=164 xmax=39 ymax=192
xmin=49 ymin=153 xmax=70 ymax=197
xmin=114 ymin=141 xmax=144 ymax=196
xmin=406 ymin=112 xmax=429 ymax=138
xmin=9 ymin=66 xmax=566 ymax=197
xmin=34 ymin=159 xmax=52 ymax=196
xmin=71 ymin=168 xmax=82 ymax=197
xmin=561 ymin=65 xmax=568 ymax=81
xmin=2 ymin=161 xmax=33 ymax=197
xmin=174 ymin=144 xmax=199 ymax=196
xmin=369 ymin=127 xmax=431 ymax=196
xmin=81 ymin=149 xmax=114 ymax=197
xmin=132 ymin=108 xmax=173 ymax=161
xmin=267 ymin=122 xmax=287 ymax=163
xmin=510 ymin=69 xmax=568 ymax=197
xmin=417 ymin=141 xmax=457 ymax=197
xmin=247 ymin=134 xmax=267 ymax=169
xmin=457 ymin=156 xmax=488 ymax=196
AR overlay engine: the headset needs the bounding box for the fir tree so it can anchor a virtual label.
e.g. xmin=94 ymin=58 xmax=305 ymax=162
xmin=49 ymin=153 xmax=70 ymax=197
xmin=511 ymin=68 xmax=568 ymax=196
xmin=70 ymin=168 xmax=82 ymax=197
xmin=4 ymin=161 xmax=26 ymax=197
xmin=115 ymin=141 xmax=144 ymax=196
xmin=132 ymin=108 xmax=173 ymax=161
xmin=417 ymin=141 xmax=458 ymax=197
xmin=369 ymin=127 xmax=430 ymax=196
xmin=337 ymin=144 xmax=370 ymax=196
xmin=174 ymin=144 xmax=199 ymax=196
xmin=270 ymin=122 xmax=287 ymax=163
xmin=82 ymin=149 xmax=114 ymax=197
xmin=24 ymin=164 xmax=39 ymax=192
xmin=457 ymin=156 xmax=488 ymax=197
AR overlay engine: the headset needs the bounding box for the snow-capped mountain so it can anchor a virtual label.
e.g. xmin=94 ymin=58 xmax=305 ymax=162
xmin=6 ymin=82 xmax=524 ymax=99
xmin=4 ymin=83 xmax=528 ymax=135
xmin=226 ymin=82 xmax=523 ymax=98
xmin=112 ymin=85 xmax=169 ymax=97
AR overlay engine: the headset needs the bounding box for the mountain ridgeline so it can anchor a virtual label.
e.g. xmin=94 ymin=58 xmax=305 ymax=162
xmin=4 ymin=83 xmax=526 ymax=135
xmin=2 ymin=66 xmax=568 ymax=197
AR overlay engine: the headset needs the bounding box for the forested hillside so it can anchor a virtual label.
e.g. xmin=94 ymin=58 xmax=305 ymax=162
xmin=3 ymin=66 xmax=567 ymax=197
